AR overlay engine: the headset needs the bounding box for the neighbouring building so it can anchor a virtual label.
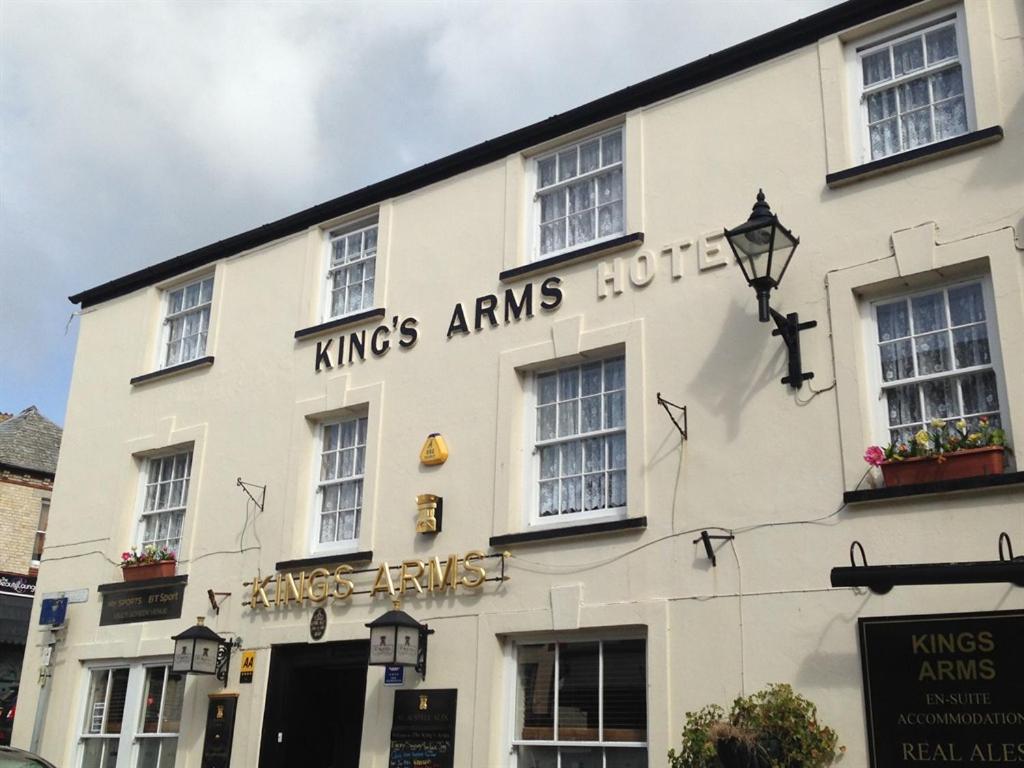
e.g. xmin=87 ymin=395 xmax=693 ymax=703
xmin=15 ymin=1 xmax=1023 ymax=766
xmin=0 ymin=406 xmax=61 ymax=745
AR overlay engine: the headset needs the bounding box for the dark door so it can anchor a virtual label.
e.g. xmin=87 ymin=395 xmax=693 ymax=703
xmin=258 ymin=640 xmax=369 ymax=768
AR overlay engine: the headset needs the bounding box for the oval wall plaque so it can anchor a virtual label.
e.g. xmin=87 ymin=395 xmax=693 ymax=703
xmin=310 ymin=607 xmax=327 ymax=640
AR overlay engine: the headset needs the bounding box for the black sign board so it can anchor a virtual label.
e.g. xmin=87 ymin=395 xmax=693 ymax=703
xmin=859 ymin=610 xmax=1024 ymax=767
xmin=201 ymin=694 xmax=238 ymax=768
xmin=99 ymin=579 xmax=186 ymax=625
xmin=388 ymin=689 xmax=457 ymax=768
xmin=0 ymin=571 xmax=36 ymax=597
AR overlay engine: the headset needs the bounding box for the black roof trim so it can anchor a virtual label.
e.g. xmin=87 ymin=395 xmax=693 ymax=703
xmin=69 ymin=0 xmax=922 ymax=309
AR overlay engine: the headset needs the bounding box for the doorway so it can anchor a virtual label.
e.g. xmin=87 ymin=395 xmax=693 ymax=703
xmin=258 ymin=639 xmax=369 ymax=768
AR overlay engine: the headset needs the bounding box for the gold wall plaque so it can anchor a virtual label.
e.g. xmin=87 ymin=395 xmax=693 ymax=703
xmin=419 ymin=433 xmax=449 ymax=465
xmin=416 ymin=494 xmax=442 ymax=533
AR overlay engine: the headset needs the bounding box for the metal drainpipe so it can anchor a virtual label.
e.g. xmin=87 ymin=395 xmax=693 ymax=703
xmin=29 ymin=629 xmax=59 ymax=754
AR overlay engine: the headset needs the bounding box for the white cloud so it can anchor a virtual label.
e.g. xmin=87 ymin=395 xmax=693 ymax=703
xmin=0 ymin=0 xmax=840 ymax=420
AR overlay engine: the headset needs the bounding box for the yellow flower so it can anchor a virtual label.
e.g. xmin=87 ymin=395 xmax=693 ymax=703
xmin=967 ymin=432 xmax=983 ymax=444
xmin=955 ymin=419 xmax=968 ymax=431
xmin=915 ymin=430 xmax=931 ymax=446
xmin=929 ymin=418 xmax=946 ymax=429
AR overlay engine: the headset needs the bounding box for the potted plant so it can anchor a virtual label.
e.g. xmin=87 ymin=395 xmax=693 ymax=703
xmin=668 ymin=684 xmax=843 ymax=768
xmin=865 ymin=417 xmax=1008 ymax=487
xmin=120 ymin=544 xmax=177 ymax=581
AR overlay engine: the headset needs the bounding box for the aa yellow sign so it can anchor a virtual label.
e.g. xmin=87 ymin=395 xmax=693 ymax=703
xmin=239 ymin=650 xmax=255 ymax=684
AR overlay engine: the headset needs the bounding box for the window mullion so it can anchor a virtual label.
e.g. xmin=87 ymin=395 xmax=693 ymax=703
xmin=157 ymin=666 xmax=168 ymax=734
xmin=553 ymin=643 xmax=560 ymax=744
xmin=598 ymin=640 xmax=604 ymax=745
xmin=535 ymin=161 xmax=622 ymax=198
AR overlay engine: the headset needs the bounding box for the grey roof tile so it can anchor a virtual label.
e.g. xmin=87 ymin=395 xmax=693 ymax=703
xmin=0 ymin=406 xmax=62 ymax=475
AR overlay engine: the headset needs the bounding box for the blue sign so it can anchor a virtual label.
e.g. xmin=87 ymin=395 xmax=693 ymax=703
xmin=384 ymin=665 xmax=405 ymax=686
xmin=39 ymin=597 xmax=68 ymax=626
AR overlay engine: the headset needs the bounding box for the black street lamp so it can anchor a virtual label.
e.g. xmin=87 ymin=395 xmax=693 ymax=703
xmin=724 ymin=190 xmax=816 ymax=389
xmin=366 ymin=601 xmax=434 ymax=679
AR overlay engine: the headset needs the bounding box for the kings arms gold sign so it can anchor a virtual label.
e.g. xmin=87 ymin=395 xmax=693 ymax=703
xmin=244 ymin=550 xmax=508 ymax=610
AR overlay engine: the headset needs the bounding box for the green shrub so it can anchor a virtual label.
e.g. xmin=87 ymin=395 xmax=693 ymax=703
xmin=668 ymin=684 xmax=843 ymax=768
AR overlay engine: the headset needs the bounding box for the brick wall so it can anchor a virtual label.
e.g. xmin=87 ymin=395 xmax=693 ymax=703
xmin=0 ymin=469 xmax=51 ymax=575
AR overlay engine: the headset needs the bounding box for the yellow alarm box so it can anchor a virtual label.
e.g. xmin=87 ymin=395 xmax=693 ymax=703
xmin=419 ymin=433 xmax=449 ymax=466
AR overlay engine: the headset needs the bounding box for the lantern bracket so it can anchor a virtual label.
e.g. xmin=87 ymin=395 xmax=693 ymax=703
xmin=416 ymin=625 xmax=435 ymax=680
xmin=768 ymin=307 xmax=816 ymax=389
xmin=693 ymin=530 xmax=734 ymax=567
xmin=656 ymin=393 xmax=687 ymax=441
xmin=215 ymin=636 xmax=243 ymax=687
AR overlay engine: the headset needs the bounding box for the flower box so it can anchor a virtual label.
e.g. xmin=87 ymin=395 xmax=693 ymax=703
xmin=122 ymin=560 xmax=176 ymax=582
xmin=880 ymin=446 xmax=1006 ymax=487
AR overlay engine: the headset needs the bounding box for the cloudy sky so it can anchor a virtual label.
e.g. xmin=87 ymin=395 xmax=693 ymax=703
xmin=1 ymin=0 xmax=840 ymax=425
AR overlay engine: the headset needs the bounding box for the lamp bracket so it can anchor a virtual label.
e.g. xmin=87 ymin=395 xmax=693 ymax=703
xmin=692 ymin=530 xmax=735 ymax=567
xmin=415 ymin=625 xmax=436 ymax=680
xmin=207 ymin=589 xmax=232 ymax=615
xmin=768 ymin=308 xmax=817 ymax=389
xmin=214 ymin=636 xmax=243 ymax=687
xmin=236 ymin=477 xmax=266 ymax=513
xmin=656 ymin=393 xmax=688 ymax=441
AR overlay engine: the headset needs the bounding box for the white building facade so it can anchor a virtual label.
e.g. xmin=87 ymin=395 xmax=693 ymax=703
xmin=16 ymin=1 xmax=1024 ymax=766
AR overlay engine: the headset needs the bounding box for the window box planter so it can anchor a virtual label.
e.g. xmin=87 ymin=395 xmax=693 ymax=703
xmin=122 ymin=561 xmax=176 ymax=582
xmin=880 ymin=447 xmax=1006 ymax=488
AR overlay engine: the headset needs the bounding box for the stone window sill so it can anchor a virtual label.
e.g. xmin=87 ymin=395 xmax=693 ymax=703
xmin=130 ymin=357 xmax=214 ymax=386
xmin=844 ymin=470 xmax=1024 ymax=505
xmin=499 ymin=232 xmax=644 ymax=283
xmin=275 ymin=551 xmax=374 ymax=572
xmin=294 ymin=309 xmax=387 ymax=340
xmin=489 ymin=516 xmax=646 ymax=547
xmin=825 ymin=126 xmax=1003 ymax=188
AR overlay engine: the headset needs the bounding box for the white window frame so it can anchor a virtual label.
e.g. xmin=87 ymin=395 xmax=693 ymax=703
xmin=310 ymin=415 xmax=368 ymax=555
xmin=846 ymin=6 xmax=975 ymax=164
xmin=509 ymin=635 xmax=648 ymax=767
xmin=135 ymin=450 xmax=192 ymax=555
xmin=530 ymin=127 xmax=625 ymax=262
xmin=524 ymin=355 xmax=627 ymax=529
xmin=75 ymin=660 xmax=186 ymax=768
xmin=159 ymin=274 xmax=214 ymax=369
xmin=864 ymin=276 xmax=1009 ymax=446
xmin=322 ymin=218 xmax=378 ymax=322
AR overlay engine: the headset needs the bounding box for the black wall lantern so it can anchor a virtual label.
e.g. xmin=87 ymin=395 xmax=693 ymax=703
xmin=724 ymin=190 xmax=817 ymax=389
xmin=171 ymin=617 xmax=240 ymax=686
xmin=366 ymin=600 xmax=434 ymax=679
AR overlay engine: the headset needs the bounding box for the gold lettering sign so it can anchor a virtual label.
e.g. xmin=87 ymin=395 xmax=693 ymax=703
xmin=243 ymin=550 xmax=507 ymax=610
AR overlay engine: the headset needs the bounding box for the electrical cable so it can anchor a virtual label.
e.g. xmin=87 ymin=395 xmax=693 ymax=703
xmin=795 ymin=379 xmax=837 ymax=405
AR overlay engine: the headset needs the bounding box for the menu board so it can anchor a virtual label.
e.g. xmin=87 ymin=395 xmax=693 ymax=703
xmin=388 ymin=689 xmax=457 ymax=768
xmin=859 ymin=610 xmax=1024 ymax=767
xmin=201 ymin=694 xmax=238 ymax=768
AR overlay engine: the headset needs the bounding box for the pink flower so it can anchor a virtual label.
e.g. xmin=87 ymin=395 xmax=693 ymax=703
xmin=121 ymin=552 xmax=132 ymax=562
xmin=864 ymin=446 xmax=885 ymax=467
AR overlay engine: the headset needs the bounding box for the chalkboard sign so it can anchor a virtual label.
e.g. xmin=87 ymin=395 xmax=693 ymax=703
xmin=859 ymin=610 xmax=1024 ymax=767
xmin=388 ymin=689 xmax=457 ymax=768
